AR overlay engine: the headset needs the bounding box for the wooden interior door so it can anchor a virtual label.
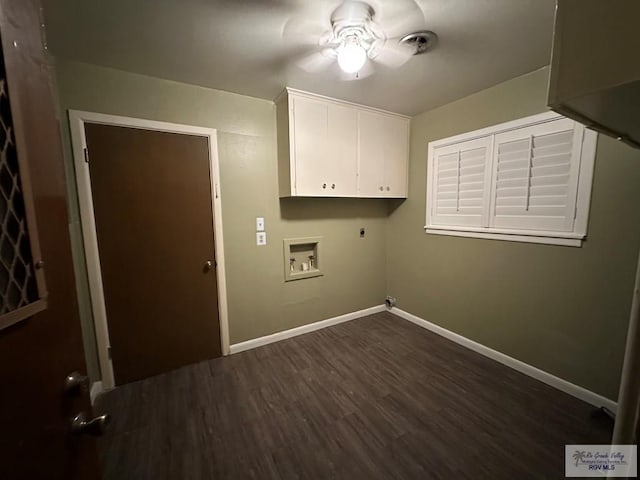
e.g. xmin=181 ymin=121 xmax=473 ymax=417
xmin=0 ymin=1 xmax=100 ymax=479
xmin=84 ymin=124 xmax=221 ymax=385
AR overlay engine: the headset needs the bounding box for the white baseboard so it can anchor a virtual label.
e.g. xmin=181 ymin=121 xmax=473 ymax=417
xmin=229 ymin=305 xmax=386 ymax=354
xmin=390 ymin=307 xmax=618 ymax=413
xmin=90 ymin=381 xmax=104 ymax=405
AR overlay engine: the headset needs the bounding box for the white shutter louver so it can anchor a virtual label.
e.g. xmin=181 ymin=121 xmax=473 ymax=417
xmin=490 ymin=118 xmax=582 ymax=232
xmin=430 ymin=136 xmax=491 ymax=227
xmin=426 ymin=111 xmax=596 ymax=246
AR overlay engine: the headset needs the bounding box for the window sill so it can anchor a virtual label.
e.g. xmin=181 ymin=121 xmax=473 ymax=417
xmin=424 ymin=226 xmax=584 ymax=247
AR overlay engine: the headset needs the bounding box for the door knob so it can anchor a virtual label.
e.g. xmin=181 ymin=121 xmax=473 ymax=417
xmin=64 ymin=371 xmax=90 ymax=396
xmin=203 ymin=260 xmax=214 ymax=272
xmin=70 ymin=412 xmax=111 ymax=437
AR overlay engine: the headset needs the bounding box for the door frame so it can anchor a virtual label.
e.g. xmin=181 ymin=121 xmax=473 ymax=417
xmin=68 ymin=110 xmax=230 ymax=390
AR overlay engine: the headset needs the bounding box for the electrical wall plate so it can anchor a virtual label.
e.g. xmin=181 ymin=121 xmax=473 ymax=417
xmin=256 ymin=217 xmax=265 ymax=232
xmin=256 ymin=232 xmax=267 ymax=246
xmin=283 ymin=236 xmax=323 ymax=282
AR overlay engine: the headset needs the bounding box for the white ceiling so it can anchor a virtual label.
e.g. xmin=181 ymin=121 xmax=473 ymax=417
xmin=42 ymin=0 xmax=556 ymax=116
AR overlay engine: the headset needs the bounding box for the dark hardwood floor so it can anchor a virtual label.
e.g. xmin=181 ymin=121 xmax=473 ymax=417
xmin=95 ymin=311 xmax=612 ymax=479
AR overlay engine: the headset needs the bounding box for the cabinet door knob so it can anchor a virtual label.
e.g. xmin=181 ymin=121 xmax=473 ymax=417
xmin=379 ymin=186 xmax=384 ymax=191
xmin=331 ymin=183 xmax=336 ymax=189
xmin=386 ymin=186 xmax=390 ymax=191
xmin=322 ymin=183 xmax=327 ymax=189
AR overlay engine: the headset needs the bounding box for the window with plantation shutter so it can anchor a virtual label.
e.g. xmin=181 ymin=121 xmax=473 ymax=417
xmin=490 ymin=118 xmax=581 ymax=232
xmin=431 ymin=136 xmax=491 ymax=227
xmin=426 ymin=112 xmax=597 ymax=247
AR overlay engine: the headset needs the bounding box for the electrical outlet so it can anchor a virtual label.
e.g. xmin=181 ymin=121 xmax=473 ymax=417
xmin=360 ymin=227 xmax=365 ymax=238
xmin=256 ymin=232 xmax=267 ymax=246
xmin=256 ymin=217 xmax=265 ymax=232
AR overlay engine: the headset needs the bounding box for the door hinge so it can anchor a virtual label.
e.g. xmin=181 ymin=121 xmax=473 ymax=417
xmin=83 ymin=147 xmax=89 ymax=163
xmin=107 ymin=346 xmax=112 ymax=360
xmin=574 ymin=206 xmax=578 ymax=219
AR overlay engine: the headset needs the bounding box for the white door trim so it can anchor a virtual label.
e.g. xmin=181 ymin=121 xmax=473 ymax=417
xmin=68 ymin=110 xmax=231 ymax=390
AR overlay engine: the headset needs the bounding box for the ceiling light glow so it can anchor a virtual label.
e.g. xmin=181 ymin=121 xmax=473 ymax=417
xmin=337 ymin=36 xmax=367 ymax=73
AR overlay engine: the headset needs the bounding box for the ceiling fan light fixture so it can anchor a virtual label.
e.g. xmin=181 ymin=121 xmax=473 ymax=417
xmin=337 ymin=35 xmax=367 ymax=73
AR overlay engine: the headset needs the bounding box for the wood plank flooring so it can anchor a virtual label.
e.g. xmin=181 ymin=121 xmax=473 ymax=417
xmin=95 ymin=312 xmax=612 ymax=479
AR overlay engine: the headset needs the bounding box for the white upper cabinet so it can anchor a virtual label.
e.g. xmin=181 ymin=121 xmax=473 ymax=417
xmin=291 ymin=95 xmax=358 ymax=196
xmin=548 ymin=0 xmax=640 ymax=149
xmin=358 ymin=111 xmax=409 ymax=197
xmin=277 ymin=88 xmax=409 ymax=198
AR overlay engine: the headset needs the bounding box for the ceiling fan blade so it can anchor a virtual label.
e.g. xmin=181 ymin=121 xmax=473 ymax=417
xmin=282 ymin=15 xmax=333 ymax=47
xmin=374 ymin=0 xmax=426 ymax=39
xmin=296 ymin=49 xmax=336 ymax=73
xmin=371 ymin=39 xmax=414 ymax=69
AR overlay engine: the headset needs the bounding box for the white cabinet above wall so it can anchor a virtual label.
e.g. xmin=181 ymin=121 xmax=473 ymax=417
xmin=276 ymin=88 xmax=409 ymax=198
xmin=358 ymin=111 xmax=409 ymax=197
xmin=548 ymin=0 xmax=640 ymax=150
xmin=288 ymin=94 xmax=358 ymax=197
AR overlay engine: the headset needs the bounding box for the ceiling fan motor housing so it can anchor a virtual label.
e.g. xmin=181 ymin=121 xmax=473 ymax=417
xmin=331 ymin=1 xmax=375 ymax=30
xmin=329 ymin=1 xmax=384 ymax=57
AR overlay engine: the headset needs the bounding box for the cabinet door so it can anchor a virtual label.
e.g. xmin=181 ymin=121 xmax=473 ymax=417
xmin=292 ymin=95 xmax=328 ymax=196
xmin=326 ymin=103 xmax=357 ymax=196
xmin=383 ymin=116 xmax=409 ymax=197
xmin=358 ymin=111 xmax=386 ymax=196
xmin=358 ymin=112 xmax=409 ymax=197
xmin=292 ymin=96 xmax=357 ymax=196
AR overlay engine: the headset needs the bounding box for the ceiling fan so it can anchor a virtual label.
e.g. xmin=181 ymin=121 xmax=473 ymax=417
xmin=285 ymin=0 xmax=437 ymax=80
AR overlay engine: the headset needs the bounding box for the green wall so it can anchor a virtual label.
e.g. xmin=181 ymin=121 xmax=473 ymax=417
xmin=55 ymin=59 xmax=640 ymax=400
xmin=387 ymin=68 xmax=640 ymax=400
xmin=54 ymin=59 xmax=388 ymax=381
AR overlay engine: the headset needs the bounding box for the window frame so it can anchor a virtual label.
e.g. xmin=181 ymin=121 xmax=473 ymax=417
xmin=0 ymin=29 xmax=47 ymax=331
xmin=425 ymin=111 xmax=598 ymax=247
